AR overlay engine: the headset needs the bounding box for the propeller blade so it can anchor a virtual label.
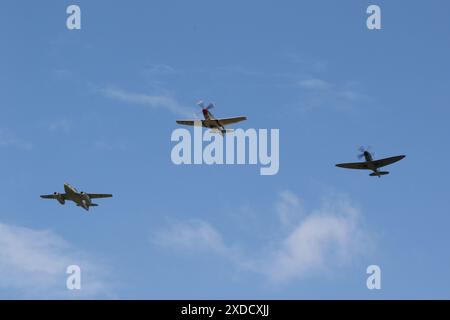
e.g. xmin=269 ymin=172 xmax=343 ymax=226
xmin=197 ymin=100 xmax=205 ymax=108
xmin=357 ymin=145 xmax=375 ymax=160
xmin=206 ymin=103 xmax=215 ymax=110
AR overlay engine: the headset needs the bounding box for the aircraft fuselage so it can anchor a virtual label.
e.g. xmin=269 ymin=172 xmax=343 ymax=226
xmin=202 ymin=109 xmax=226 ymax=133
xmin=63 ymin=183 xmax=92 ymax=210
xmin=363 ymin=151 xmax=384 ymax=177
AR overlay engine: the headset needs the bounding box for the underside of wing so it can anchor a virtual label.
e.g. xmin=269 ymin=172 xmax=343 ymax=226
xmin=372 ymin=155 xmax=406 ymax=168
xmin=87 ymin=194 xmax=113 ymax=199
xmin=216 ymin=116 xmax=247 ymax=126
xmin=176 ymin=120 xmax=204 ymax=127
xmin=40 ymin=194 xmax=59 ymax=199
xmin=335 ymin=162 xmax=369 ymax=170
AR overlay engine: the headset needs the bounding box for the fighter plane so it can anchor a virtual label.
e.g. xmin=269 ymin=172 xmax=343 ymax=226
xmin=40 ymin=183 xmax=112 ymax=211
xmin=335 ymin=147 xmax=405 ymax=177
xmin=176 ymin=101 xmax=247 ymax=135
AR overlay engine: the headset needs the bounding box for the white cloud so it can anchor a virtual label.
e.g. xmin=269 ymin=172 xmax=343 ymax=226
xmin=152 ymin=192 xmax=370 ymax=284
xmin=260 ymin=196 xmax=364 ymax=283
xmin=276 ymin=190 xmax=304 ymax=227
xmin=100 ymin=87 xmax=194 ymax=117
xmin=0 ymin=129 xmax=32 ymax=150
xmin=0 ymin=222 xmax=113 ymax=298
xmin=214 ymin=65 xmax=265 ymax=77
xmin=279 ymin=53 xmax=369 ymax=111
xmin=296 ymin=77 xmax=369 ymax=112
xmin=284 ymin=53 xmax=328 ymax=73
xmin=152 ymin=219 xmax=246 ymax=268
xmin=298 ymin=79 xmax=331 ymax=90
xmin=143 ymin=64 xmax=177 ymax=76
xmin=153 ymin=219 xmax=228 ymax=254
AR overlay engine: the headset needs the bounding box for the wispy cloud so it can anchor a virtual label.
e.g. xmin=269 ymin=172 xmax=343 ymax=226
xmin=152 ymin=219 xmax=245 ymax=268
xmin=151 ymin=191 xmax=371 ymax=285
xmin=214 ymin=65 xmax=266 ymax=77
xmin=153 ymin=220 xmax=230 ymax=255
xmin=276 ymin=190 xmax=304 ymax=228
xmin=49 ymin=119 xmax=71 ymax=134
xmin=0 ymin=222 xmax=113 ymax=298
xmin=276 ymin=52 xmax=370 ymax=112
xmin=51 ymin=68 xmax=73 ymax=80
xmin=260 ymin=193 xmax=365 ymax=283
xmin=0 ymin=129 xmax=32 ymax=151
xmin=284 ymin=52 xmax=328 ymax=73
xmin=142 ymin=64 xmax=177 ymax=76
xmin=92 ymin=139 xmax=128 ymax=152
xmin=296 ymin=77 xmax=369 ymax=112
xmin=298 ymin=79 xmax=331 ymax=90
xmin=100 ymin=87 xmax=194 ymax=117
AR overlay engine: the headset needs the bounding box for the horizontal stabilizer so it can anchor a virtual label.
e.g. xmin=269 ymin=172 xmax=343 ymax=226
xmin=209 ymin=129 xmax=234 ymax=134
xmin=370 ymin=171 xmax=389 ymax=176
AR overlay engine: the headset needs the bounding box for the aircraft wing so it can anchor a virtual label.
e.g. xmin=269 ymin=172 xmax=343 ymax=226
xmin=176 ymin=120 xmax=204 ymax=126
xmin=216 ymin=116 xmax=247 ymax=126
xmin=87 ymin=193 xmax=113 ymax=199
xmin=372 ymin=155 xmax=406 ymax=168
xmin=335 ymin=162 xmax=369 ymax=170
xmin=40 ymin=194 xmax=62 ymax=199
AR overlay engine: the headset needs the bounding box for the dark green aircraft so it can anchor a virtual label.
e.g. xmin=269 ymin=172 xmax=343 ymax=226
xmin=336 ymin=148 xmax=405 ymax=177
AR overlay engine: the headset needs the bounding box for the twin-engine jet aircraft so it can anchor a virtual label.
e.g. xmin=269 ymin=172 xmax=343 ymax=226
xmin=176 ymin=101 xmax=247 ymax=135
xmin=336 ymin=147 xmax=405 ymax=177
xmin=40 ymin=183 xmax=112 ymax=211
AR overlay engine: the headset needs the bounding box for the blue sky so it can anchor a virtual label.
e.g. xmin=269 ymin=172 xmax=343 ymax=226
xmin=1 ymin=0 xmax=450 ymax=299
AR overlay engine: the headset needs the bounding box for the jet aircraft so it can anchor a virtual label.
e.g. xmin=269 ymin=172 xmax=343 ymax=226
xmin=40 ymin=183 xmax=112 ymax=211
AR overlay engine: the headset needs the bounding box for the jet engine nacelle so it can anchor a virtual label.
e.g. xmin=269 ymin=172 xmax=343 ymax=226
xmin=80 ymin=192 xmax=91 ymax=204
xmin=53 ymin=192 xmax=65 ymax=205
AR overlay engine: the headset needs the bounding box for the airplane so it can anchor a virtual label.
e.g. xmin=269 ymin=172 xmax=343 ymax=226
xmin=335 ymin=147 xmax=405 ymax=177
xmin=40 ymin=183 xmax=112 ymax=211
xmin=176 ymin=101 xmax=247 ymax=135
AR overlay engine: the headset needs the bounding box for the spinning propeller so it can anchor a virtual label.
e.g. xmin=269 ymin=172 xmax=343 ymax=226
xmin=194 ymin=100 xmax=216 ymax=119
xmin=357 ymin=146 xmax=374 ymax=160
xmin=197 ymin=100 xmax=215 ymax=111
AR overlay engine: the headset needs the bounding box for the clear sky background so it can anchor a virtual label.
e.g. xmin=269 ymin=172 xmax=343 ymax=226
xmin=0 ymin=0 xmax=450 ymax=299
